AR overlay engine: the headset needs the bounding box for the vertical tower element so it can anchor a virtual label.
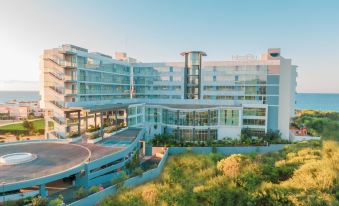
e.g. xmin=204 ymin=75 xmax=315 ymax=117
xmin=181 ymin=51 xmax=207 ymax=99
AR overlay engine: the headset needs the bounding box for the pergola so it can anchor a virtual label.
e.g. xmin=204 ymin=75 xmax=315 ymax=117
xmin=65 ymin=103 xmax=131 ymax=136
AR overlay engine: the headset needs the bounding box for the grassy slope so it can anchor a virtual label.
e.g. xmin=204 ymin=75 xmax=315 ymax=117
xmin=0 ymin=119 xmax=44 ymax=131
xmin=100 ymin=140 xmax=339 ymax=206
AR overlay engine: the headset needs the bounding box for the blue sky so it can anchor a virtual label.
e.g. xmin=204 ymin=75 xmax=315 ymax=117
xmin=0 ymin=0 xmax=338 ymax=92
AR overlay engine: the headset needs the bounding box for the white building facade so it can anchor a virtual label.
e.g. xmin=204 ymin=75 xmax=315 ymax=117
xmin=40 ymin=45 xmax=297 ymax=141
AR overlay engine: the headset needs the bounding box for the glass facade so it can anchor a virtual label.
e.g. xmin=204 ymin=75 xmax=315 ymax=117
xmin=243 ymin=107 xmax=266 ymax=116
xmin=133 ymin=66 xmax=183 ymax=99
xmin=184 ymin=52 xmax=205 ymax=99
xmin=173 ymin=128 xmax=217 ymax=142
xmin=202 ymin=65 xmax=268 ymax=104
xmin=220 ymin=109 xmax=239 ymax=126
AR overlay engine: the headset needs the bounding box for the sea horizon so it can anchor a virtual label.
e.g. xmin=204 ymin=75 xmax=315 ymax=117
xmin=1 ymin=91 xmax=339 ymax=112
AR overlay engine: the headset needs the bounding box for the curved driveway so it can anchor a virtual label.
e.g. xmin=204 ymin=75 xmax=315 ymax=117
xmin=0 ymin=142 xmax=90 ymax=184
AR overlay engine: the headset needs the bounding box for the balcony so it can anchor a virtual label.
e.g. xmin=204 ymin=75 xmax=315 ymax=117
xmin=64 ymin=75 xmax=77 ymax=82
xmin=47 ymin=56 xmax=77 ymax=69
xmin=48 ymin=86 xmax=64 ymax=95
xmin=48 ymin=71 xmax=64 ymax=81
xmin=59 ymin=49 xmax=77 ymax=55
xmin=51 ymin=116 xmax=65 ymax=125
xmin=50 ymin=100 xmax=65 ymax=109
xmin=65 ymin=88 xmax=77 ymax=96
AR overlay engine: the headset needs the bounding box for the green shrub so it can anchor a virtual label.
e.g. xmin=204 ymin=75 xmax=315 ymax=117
xmin=111 ymin=171 xmax=128 ymax=190
xmin=74 ymin=187 xmax=88 ymax=200
xmin=89 ymin=185 xmax=100 ymax=194
xmin=31 ymin=195 xmax=48 ymax=206
xmin=48 ymin=195 xmax=64 ymax=206
xmin=131 ymin=167 xmax=144 ymax=177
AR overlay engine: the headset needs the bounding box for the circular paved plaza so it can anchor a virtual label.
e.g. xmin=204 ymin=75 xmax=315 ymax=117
xmin=0 ymin=142 xmax=90 ymax=184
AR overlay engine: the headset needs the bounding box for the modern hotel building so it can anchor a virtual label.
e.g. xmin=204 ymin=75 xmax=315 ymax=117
xmin=40 ymin=45 xmax=297 ymax=141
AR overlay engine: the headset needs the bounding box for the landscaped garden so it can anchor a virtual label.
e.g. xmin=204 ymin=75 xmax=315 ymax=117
xmin=291 ymin=110 xmax=339 ymax=140
xmin=150 ymin=128 xmax=288 ymax=147
xmin=0 ymin=119 xmax=45 ymax=136
xmin=99 ymin=140 xmax=339 ymax=206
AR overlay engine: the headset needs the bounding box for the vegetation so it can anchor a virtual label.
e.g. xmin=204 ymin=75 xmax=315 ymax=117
xmin=67 ymin=131 xmax=80 ymax=138
xmin=111 ymin=171 xmax=129 ymax=190
xmin=150 ymin=129 xmax=287 ymax=147
xmin=74 ymin=187 xmax=89 ymax=200
xmin=99 ymin=140 xmax=339 ymax=206
xmin=0 ymin=119 xmax=44 ymax=135
xmin=31 ymin=195 xmax=48 ymax=206
xmin=104 ymin=126 xmax=116 ymax=134
xmin=86 ymin=124 xmax=101 ymax=133
xmin=48 ymin=194 xmax=64 ymax=206
xmin=88 ymin=132 xmax=100 ymax=139
xmin=292 ymin=110 xmax=339 ymax=140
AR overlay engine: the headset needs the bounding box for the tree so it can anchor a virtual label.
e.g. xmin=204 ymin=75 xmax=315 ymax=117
xmin=23 ymin=120 xmax=35 ymax=135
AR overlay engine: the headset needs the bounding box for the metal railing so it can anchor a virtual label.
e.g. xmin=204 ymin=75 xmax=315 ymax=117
xmin=50 ymin=100 xmax=65 ymax=109
xmin=47 ymin=56 xmax=77 ymax=68
xmin=51 ymin=116 xmax=65 ymax=125
xmin=48 ymin=86 xmax=64 ymax=95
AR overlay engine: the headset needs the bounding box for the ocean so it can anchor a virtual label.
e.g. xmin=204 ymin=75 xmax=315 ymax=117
xmin=295 ymin=93 xmax=339 ymax=112
xmin=0 ymin=91 xmax=40 ymax=102
xmin=0 ymin=91 xmax=338 ymax=112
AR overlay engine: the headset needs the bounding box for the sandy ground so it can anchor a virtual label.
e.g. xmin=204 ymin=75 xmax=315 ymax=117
xmin=0 ymin=134 xmax=45 ymax=143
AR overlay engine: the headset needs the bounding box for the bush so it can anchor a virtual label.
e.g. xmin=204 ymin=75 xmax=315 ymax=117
xmin=217 ymin=154 xmax=243 ymax=178
xmin=131 ymin=167 xmax=144 ymax=177
xmin=88 ymin=132 xmax=100 ymax=139
xmin=104 ymin=127 xmax=115 ymax=134
xmin=31 ymin=195 xmax=48 ymax=206
xmin=89 ymin=185 xmax=100 ymax=194
xmin=74 ymin=187 xmax=88 ymax=200
xmin=86 ymin=125 xmax=100 ymax=133
xmin=48 ymin=195 xmax=64 ymax=206
xmin=111 ymin=171 xmax=128 ymax=190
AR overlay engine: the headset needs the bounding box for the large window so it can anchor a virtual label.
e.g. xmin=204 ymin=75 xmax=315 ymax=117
xmin=243 ymin=119 xmax=265 ymax=126
xmin=162 ymin=109 xmax=178 ymax=125
xmin=220 ymin=109 xmax=239 ymax=126
xmin=195 ymin=111 xmax=208 ymax=126
xmin=243 ymin=108 xmax=266 ymax=116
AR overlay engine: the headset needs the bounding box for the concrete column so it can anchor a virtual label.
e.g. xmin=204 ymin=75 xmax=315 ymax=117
xmin=94 ymin=113 xmax=97 ymax=128
xmin=208 ymin=110 xmax=211 ymax=126
xmin=75 ymin=165 xmax=89 ymax=188
xmin=115 ymin=111 xmax=118 ymax=129
xmin=100 ymin=112 xmax=104 ymax=136
xmin=39 ymin=184 xmax=47 ymax=197
xmin=125 ymin=109 xmax=128 ymax=127
xmin=77 ymin=111 xmax=81 ymax=134
xmin=85 ymin=112 xmax=88 ymax=130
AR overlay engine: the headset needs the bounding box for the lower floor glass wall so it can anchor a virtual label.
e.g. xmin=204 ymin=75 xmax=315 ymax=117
xmin=173 ymin=128 xmax=217 ymax=142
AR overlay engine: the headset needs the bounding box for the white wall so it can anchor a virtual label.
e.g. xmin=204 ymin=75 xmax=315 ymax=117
xmin=218 ymin=127 xmax=241 ymax=140
xmin=278 ymin=58 xmax=296 ymax=140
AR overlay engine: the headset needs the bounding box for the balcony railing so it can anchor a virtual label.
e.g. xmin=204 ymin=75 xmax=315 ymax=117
xmin=65 ymin=89 xmax=77 ymax=96
xmin=47 ymin=56 xmax=77 ymax=68
xmin=51 ymin=116 xmax=65 ymax=125
xmin=48 ymin=71 xmax=64 ymax=81
xmin=50 ymin=131 xmax=65 ymax=139
xmin=64 ymin=75 xmax=77 ymax=82
xmin=50 ymin=100 xmax=65 ymax=109
xmin=48 ymin=86 xmax=64 ymax=95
